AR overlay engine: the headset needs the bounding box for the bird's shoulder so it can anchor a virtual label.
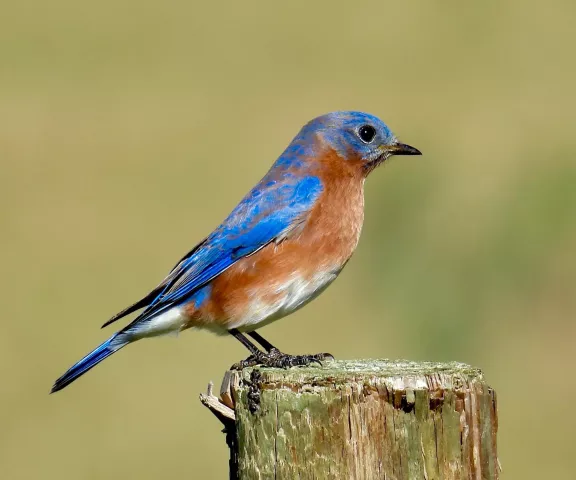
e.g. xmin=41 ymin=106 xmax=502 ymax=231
xmin=212 ymin=169 xmax=323 ymax=245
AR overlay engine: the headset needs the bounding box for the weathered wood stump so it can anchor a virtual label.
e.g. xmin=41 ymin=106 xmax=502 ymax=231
xmin=201 ymin=359 xmax=499 ymax=480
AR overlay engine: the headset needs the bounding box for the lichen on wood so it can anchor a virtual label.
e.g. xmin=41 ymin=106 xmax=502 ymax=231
xmin=202 ymin=359 xmax=498 ymax=480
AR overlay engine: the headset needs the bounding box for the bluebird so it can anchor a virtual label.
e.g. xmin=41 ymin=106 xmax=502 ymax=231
xmin=51 ymin=111 xmax=421 ymax=393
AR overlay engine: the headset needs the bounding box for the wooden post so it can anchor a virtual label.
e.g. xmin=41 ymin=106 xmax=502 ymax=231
xmin=200 ymin=359 xmax=499 ymax=480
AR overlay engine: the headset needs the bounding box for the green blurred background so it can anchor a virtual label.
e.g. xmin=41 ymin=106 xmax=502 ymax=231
xmin=1 ymin=0 xmax=575 ymax=478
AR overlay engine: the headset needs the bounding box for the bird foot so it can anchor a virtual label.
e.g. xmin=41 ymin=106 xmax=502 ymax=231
xmin=231 ymin=348 xmax=334 ymax=370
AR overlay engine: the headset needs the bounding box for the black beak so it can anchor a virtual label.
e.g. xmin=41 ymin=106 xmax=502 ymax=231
xmin=388 ymin=142 xmax=422 ymax=156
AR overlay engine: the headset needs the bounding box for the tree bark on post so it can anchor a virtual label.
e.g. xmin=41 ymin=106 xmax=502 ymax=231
xmin=201 ymin=359 xmax=499 ymax=480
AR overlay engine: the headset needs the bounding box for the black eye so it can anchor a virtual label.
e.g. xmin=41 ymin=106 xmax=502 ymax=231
xmin=358 ymin=125 xmax=376 ymax=143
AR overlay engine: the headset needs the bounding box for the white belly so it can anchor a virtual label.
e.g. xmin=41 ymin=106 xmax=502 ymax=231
xmin=128 ymin=306 xmax=188 ymax=339
xmin=231 ymin=268 xmax=340 ymax=332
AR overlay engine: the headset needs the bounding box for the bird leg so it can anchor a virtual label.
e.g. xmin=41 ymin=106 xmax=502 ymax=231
xmin=247 ymin=331 xmax=277 ymax=352
xmin=229 ymin=329 xmax=334 ymax=370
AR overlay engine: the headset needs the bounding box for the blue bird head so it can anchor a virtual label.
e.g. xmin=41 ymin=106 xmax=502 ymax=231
xmin=286 ymin=111 xmax=421 ymax=173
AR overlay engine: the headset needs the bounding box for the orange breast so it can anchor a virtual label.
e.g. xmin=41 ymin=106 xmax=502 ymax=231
xmin=184 ymin=149 xmax=366 ymax=331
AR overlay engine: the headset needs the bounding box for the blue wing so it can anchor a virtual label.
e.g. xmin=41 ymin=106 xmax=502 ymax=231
xmin=105 ymin=174 xmax=323 ymax=330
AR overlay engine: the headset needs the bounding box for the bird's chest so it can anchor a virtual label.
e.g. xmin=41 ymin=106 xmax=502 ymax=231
xmin=299 ymin=174 xmax=365 ymax=265
xmin=268 ymin=175 xmax=366 ymax=296
xmin=219 ymin=178 xmax=365 ymax=329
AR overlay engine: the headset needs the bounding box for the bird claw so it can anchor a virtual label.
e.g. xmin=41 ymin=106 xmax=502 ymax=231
xmin=230 ymin=355 xmax=260 ymax=370
xmin=230 ymin=349 xmax=334 ymax=370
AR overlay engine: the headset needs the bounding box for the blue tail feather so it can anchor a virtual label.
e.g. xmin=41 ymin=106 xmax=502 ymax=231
xmin=51 ymin=335 xmax=127 ymax=393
